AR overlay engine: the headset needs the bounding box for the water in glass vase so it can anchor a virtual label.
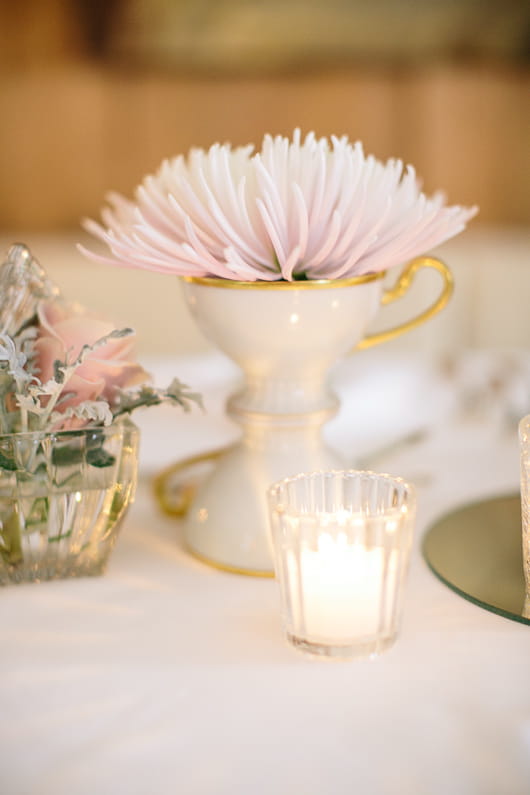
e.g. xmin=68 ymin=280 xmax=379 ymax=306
xmin=0 ymin=420 xmax=139 ymax=584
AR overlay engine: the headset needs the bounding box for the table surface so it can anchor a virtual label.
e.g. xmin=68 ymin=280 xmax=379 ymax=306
xmin=1 ymin=350 xmax=529 ymax=795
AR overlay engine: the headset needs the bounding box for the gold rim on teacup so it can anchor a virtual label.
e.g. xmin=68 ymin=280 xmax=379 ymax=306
xmin=181 ymin=255 xmax=454 ymax=351
xmin=181 ymin=271 xmax=384 ymax=290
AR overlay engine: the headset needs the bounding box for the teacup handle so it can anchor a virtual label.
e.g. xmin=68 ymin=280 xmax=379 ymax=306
xmin=355 ymin=256 xmax=454 ymax=351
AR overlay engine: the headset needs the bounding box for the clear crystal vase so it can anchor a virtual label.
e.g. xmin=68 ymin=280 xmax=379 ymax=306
xmin=0 ymin=419 xmax=139 ymax=584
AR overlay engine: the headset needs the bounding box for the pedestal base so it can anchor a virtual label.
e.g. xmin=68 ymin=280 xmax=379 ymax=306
xmin=183 ymin=435 xmax=344 ymax=575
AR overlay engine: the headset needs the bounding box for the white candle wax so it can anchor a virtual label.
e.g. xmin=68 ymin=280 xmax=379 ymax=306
xmin=295 ymin=530 xmax=394 ymax=641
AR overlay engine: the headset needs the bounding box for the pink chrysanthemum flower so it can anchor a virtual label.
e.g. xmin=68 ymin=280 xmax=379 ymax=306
xmin=80 ymin=130 xmax=477 ymax=282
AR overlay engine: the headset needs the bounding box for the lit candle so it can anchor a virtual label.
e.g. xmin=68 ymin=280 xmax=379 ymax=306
xmin=289 ymin=527 xmax=397 ymax=643
xmin=268 ymin=470 xmax=415 ymax=659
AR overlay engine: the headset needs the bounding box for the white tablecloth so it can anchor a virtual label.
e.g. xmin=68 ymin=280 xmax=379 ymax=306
xmin=1 ymin=351 xmax=529 ymax=795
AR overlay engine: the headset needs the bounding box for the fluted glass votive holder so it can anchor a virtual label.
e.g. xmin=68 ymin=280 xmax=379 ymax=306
xmin=267 ymin=470 xmax=416 ymax=660
xmin=519 ymin=416 xmax=530 ymax=604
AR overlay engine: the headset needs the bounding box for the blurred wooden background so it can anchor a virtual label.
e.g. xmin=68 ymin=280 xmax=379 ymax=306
xmin=0 ymin=0 xmax=528 ymax=231
xmin=0 ymin=1 xmax=528 ymax=358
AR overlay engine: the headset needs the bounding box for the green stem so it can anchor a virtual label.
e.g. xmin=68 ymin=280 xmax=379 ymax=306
xmin=0 ymin=507 xmax=24 ymax=565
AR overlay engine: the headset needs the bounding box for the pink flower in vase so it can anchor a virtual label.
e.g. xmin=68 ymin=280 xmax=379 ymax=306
xmin=33 ymin=300 xmax=149 ymax=415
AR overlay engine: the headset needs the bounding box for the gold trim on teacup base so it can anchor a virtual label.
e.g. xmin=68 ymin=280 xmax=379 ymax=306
xmin=153 ymin=447 xmax=234 ymax=517
xmin=184 ymin=544 xmax=275 ymax=578
xmin=153 ymin=448 xmax=275 ymax=577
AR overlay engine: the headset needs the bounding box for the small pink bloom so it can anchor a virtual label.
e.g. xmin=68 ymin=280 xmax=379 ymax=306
xmin=33 ymin=300 xmax=149 ymax=413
